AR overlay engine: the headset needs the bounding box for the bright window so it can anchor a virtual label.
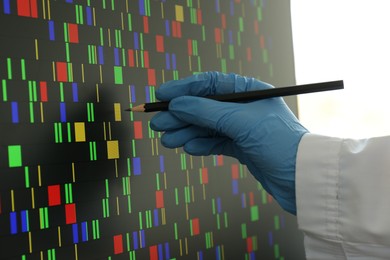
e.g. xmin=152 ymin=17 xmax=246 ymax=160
xmin=292 ymin=1 xmax=390 ymax=138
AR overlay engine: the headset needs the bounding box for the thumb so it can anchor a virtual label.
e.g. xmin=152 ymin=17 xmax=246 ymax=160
xmin=169 ymin=96 xmax=247 ymax=138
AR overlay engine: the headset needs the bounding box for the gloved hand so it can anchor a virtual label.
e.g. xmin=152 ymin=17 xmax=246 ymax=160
xmin=150 ymin=71 xmax=308 ymax=214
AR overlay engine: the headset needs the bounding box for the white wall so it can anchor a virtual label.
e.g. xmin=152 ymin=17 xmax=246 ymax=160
xmin=291 ymin=1 xmax=390 ymax=138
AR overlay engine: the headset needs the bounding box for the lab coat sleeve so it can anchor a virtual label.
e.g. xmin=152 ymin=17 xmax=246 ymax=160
xmin=296 ymin=133 xmax=390 ymax=260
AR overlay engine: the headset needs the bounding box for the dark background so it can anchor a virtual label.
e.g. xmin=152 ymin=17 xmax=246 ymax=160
xmin=0 ymin=0 xmax=304 ymax=259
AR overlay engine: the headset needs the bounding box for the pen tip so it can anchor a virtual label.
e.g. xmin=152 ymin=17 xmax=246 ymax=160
xmin=129 ymin=104 xmax=146 ymax=112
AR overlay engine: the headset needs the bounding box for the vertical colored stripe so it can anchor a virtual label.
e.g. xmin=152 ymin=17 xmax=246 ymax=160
xmin=150 ymin=245 xmax=158 ymax=260
xmin=147 ymin=69 xmax=156 ymax=86
xmin=191 ymin=218 xmax=200 ymax=235
xmin=132 ymin=231 xmax=138 ymax=249
xmin=114 ymin=234 xmax=123 ymax=254
xmin=30 ymin=0 xmax=38 ymax=17
xmin=171 ymin=21 xmax=178 ymax=37
xmin=274 ymin=215 xmax=280 ymax=230
xmin=156 ymin=35 xmax=164 ymax=52
xmin=24 ymin=167 xmax=30 ymax=188
xmin=171 ymin=54 xmax=177 ymax=70
xmin=249 ymin=192 xmax=255 ymax=206
xmin=48 ymin=185 xmax=61 ymax=206
xmin=114 ymin=48 xmax=120 ymax=66
xmin=3 ymin=0 xmax=11 ymax=14
xmin=232 ymin=180 xmax=238 ymax=194
xmin=143 ymin=51 xmax=149 ymax=68
xmin=74 ymin=122 xmax=85 ymax=142
xmin=98 ymin=46 xmax=104 ymax=64
xmin=141 ymin=230 xmax=146 ymax=248
xmin=214 ymin=28 xmax=221 ymax=43
xmin=134 ymin=32 xmax=139 ymax=50
xmin=128 ymin=13 xmax=132 ymax=31
xmin=134 ymin=121 xmax=143 ymax=139
xmin=221 ymin=14 xmax=226 ymax=29
xmin=132 ymin=157 xmax=141 ymax=175
xmin=21 ymin=210 xmax=29 ymax=232
xmin=49 ymin=21 xmax=55 ymax=41
xmin=251 ymin=205 xmax=259 ymax=221
xmin=197 ymin=9 xmax=202 ymax=24
xmin=86 ymin=7 xmax=92 ymax=25
xmin=241 ymin=193 xmax=246 ymax=208
xmin=7 ymin=58 xmax=12 ymax=79
xmin=158 ymin=244 xmax=163 ymax=260
xmin=128 ymin=49 xmax=134 ymax=67
xmin=59 ymin=83 xmax=64 ymax=102
xmin=72 ymin=223 xmax=79 ymax=243
xmin=40 ymin=81 xmax=48 ymax=101
xmin=143 ymin=16 xmax=149 ymax=33
xmin=81 ymin=222 xmax=88 ymax=242
xmin=247 ymin=47 xmax=252 ymax=61
xmin=174 ymin=222 xmax=178 ymax=239
xmin=21 ymin=59 xmax=26 ymax=80
xmin=60 ymin=103 xmax=66 ymax=122
xmin=228 ymin=30 xmax=233 ymax=44
xmin=155 ymin=190 xmax=164 ymax=208
xmin=153 ymin=209 xmax=159 ymax=227
xmin=107 ymin=140 xmax=119 ymax=159
xmin=216 ymin=246 xmax=221 ymax=260
xmin=114 ymin=66 xmax=123 ymax=84
xmin=66 ymin=203 xmax=77 ymax=224
xmin=56 ymin=62 xmax=68 ymax=82
xmin=72 ymin=83 xmax=78 ymax=102
xmin=247 ymin=237 xmax=253 ymax=252
xmin=165 ymin=20 xmax=170 ymax=36
xmin=217 ymin=155 xmax=223 ymax=165
xmin=8 ymin=145 xmax=22 ymax=167
xmin=268 ymin=231 xmax=273 ymax=246
xmin=216 ymin=197 xmax=221 ymax=213
xmin=201 ymin=168 xmax=208 ymax=184
xmin=2 ymin=79 xmax=7 ymax=101
xmin=145 ymin=85 xmax=150 ymax=103
xmin=231 ymin=164 xmax=239 ymax=179
xmin=165 ymin=242 xmax=170 ymax=259
xmin=11 ymin=102 xmax=19 ymax=123
xmin=139 ymin=0 xmax=145 ymax=15
xmin=187 ymin=39 xmax=192 ymax=55
xmin=240 ymin=224 xmax=247 ymax=240
xmin=130 ymin=85 xmax=136 ymax=102
xmin=68 ymin=23 xmax=79 ymax=43
xmin=17 ymin=0 xmax=30 ymax=17
xmin=10 ymin=212 xmax=17 ymax=234
xmin=114 ymin=103 xmax=121 ymax=121
xmin=159 ymin=156 xmax=164 ymax=172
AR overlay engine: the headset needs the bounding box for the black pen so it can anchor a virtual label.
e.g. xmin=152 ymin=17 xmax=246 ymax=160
xmin=127 ymin=80 xmax=344 ymax=112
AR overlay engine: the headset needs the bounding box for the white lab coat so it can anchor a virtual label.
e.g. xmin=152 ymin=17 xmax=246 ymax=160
xmin=296 ymin=134 xmax=390 ymax=260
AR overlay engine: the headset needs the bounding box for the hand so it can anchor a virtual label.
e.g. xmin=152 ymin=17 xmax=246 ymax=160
xmin=150 ymin=72 xmax=308 ymax=214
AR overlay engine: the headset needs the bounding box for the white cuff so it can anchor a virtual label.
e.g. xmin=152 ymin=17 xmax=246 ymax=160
xmin=295 ymin=133 xmax=343 ymax=241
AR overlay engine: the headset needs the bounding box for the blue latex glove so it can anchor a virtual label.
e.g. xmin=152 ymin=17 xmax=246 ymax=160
xmin=150 ymin=72 xmax=308 ymax=214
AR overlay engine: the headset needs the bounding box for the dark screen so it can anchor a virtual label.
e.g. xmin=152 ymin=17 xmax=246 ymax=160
xmin=0 ymin=0 xmax=304 ymax=259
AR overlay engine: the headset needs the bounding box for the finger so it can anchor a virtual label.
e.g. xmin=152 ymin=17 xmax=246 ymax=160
xmin=169 ymin=96 xmax=253 ymax=138
xmin=156 ymin=71 xmax=274 ymax=101
xmin=156 ymin=72 xmax=211 ymax=101
xmin=183 ymin=138 xmax=246 ymax=164
xmin=150 ymin=111 xmax=189 ymax=131
xmin=160 ymin=126 xmax=210 ymax=148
